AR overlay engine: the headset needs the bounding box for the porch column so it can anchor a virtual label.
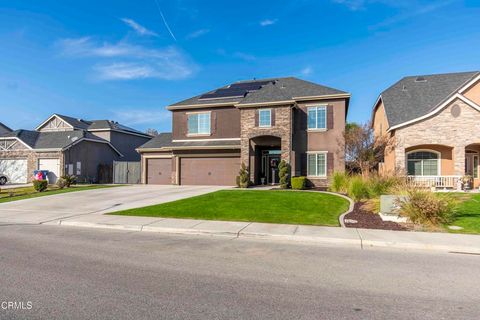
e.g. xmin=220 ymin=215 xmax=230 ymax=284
xmin=454 ymin=145 xmax=466 ymax=176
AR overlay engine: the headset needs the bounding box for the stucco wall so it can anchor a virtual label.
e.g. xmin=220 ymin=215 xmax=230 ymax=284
xmin=463 ymin=79 xmax=480 ymax=105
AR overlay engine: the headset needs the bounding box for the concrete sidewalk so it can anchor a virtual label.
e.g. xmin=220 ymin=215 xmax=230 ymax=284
xmin=44 ymin=214 xmax=480 ymax=254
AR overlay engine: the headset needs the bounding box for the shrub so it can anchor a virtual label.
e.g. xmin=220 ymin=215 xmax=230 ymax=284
xmin=33 ymin=180 xmax=48 ymax=192
xmin=291 ymin=176 xmax=307 ymax=190
xmin=237 ymin=163 xmax=250 ymax=188
xmin=396 ymin=188 xmax=457 ymax=226
xmin=56 ymin=178 xmax=67 ymax=189
xmin=61 ymin=175 xmax=77 ymax=188
xmin=278 ymin=160 xmax=290 ymax=189
xmin=366 ymin=175 xmax=403 ymax=198
xmin=347 ymin=176 xmax=370 ymax=201
xmin=329 ymin=172 xmax=349 ymax=193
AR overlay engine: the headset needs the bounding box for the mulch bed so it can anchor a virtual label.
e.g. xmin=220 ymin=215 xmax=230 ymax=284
xmin=344 ymin=202 xmax=410 ymax=231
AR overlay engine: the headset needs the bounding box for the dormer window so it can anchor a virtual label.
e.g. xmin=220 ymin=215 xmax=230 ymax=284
xmin=258 ymin=109 xmax=272 ymax=127
xmin=188 ymin=112 xmax=211 ymax=135
xmin=307 ymin=106 xmax=327 ymax=130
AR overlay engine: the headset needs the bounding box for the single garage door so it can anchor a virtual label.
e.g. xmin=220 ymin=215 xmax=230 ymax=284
xmin=180 ymin=157 xmax=240 ymax=186
xmin=0 ymin=159 xmax=28 ymax=184
xmin=147 ymin=158 xmax=172 ymax=184
xmin=38 ymin=158 xmax=60 ymax=184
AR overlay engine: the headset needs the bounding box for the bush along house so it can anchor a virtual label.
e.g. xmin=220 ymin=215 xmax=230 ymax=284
xmin=372 ymin=71 xmax=480 ymax=190
xmin=0 ymin=114 xmax=151 ymax=184
xmin=137 ymin=77 xmax=350 ymax=187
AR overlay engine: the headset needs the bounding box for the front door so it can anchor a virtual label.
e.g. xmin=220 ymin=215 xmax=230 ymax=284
xmin=465 ymin=153 xmax=479 ymax=178
xmin=260 ymin=150 xmax=281 ymax=185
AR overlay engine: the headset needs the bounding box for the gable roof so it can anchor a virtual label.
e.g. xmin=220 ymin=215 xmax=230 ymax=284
xmin=168 ymin=77 xmax=349 ymax=109
xmin=137 ymin=133 xmax=240 ymax=150
xmin=36 ymin=114 xmax=150 ymax=137
xmin=379 ymin=71 xmax=480 ymax=128
xmin=0 ymin=122 xmax=12 ymax=135
xmin=0 ymin=129 xmax=121 ymax=154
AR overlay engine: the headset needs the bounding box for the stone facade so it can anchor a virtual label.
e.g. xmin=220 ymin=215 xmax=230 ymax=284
xmin=240 ymin=105 xmax=292 ymax=180
xmin=393 ymin=98 xmax=480 ymax=175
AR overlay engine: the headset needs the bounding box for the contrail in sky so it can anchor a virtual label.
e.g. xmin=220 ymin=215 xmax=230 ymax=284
xmin=154 ymin=0 xmax=177 ymax=42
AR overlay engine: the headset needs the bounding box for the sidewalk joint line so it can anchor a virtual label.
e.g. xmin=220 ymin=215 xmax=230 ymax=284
xmin=237 ymin=223 xmax=252 ymax=238
xmin=355 ymin=228 xmax=363 ymax=250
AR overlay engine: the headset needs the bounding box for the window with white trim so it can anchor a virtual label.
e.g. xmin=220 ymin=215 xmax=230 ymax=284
xmin=307 ymin=153 xmax=327 ymax=177
xmin=407 ymin=151 xmax=439 ymax=176
xmin=188 ymin=112 xmax=211 ymax=135
xmin=307 ymin=106 xmax=327 ymax=130
xmin=259 ymin=109 xmax=271 ymax=127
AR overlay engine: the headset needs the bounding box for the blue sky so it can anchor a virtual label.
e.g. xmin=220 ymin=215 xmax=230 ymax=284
xmin=1 ymin=0 xmax=479 ymax=132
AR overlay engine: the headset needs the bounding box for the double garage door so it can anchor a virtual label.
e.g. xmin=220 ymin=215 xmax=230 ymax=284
xmin=146 ymin=157 xmax=240 ymax=186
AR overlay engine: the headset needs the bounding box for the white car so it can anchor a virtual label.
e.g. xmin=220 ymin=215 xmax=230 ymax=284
xmin=0 ymin=174 xmax=8 ymax=185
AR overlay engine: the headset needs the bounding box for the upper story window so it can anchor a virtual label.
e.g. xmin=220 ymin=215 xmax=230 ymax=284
xmin=188 ymin=112 xmax=211 ymax=135
xmin=259 ymin=109 xmax=272 ymax=127
xmin=307 ymin=106 xmax=327 ymax=130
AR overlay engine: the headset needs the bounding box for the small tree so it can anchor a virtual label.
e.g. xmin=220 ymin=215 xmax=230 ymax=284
xmin=237 ymin=163 xmax=250 ymax=188
xmin=278 ymin=160 xmax=290 ymax=189
xmin=344 ymin=122 xmax=395 ymax=177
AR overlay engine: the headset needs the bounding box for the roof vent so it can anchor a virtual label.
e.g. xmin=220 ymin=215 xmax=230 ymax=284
xmin=415 ymin=76 xmax=427 ymax=82
xmin=402 ymin=85 xmax=407 ymax=91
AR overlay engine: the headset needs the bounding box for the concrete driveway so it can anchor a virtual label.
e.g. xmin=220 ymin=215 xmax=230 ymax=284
xmin=0 ymin=185 xmax=229 ymax=224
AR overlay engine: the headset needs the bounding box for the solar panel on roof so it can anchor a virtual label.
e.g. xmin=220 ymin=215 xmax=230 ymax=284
xmin=229 ymin=80 xmax=273 ymax=90
xmin=199 ymin=88 xmax=247 ymax=100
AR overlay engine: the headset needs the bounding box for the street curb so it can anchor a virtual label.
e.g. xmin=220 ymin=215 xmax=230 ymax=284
xmin=52 ymin=219 xmax=480 ymax=254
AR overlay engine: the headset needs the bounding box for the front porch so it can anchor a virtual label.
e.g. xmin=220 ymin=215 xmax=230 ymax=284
xmin=404 ymin=144 xmax=480 ymax=190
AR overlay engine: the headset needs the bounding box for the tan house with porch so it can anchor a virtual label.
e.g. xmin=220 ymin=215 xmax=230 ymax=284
xmin=372 ymin=71 xmax=480 ymax=189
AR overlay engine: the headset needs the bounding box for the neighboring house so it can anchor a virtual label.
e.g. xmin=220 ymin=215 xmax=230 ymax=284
xmin=138 ymin=77 xmax=349 ymax=186
xmin=372 ymin=71 xmax=480 ymax=188
xmin=0 ymin=114 xmax=151 ymax=184
xmin=0 ymin=122 xmax=12 ymax=135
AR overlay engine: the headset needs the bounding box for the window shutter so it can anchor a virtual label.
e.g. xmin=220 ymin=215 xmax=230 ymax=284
xmin=271 ymin=108 xmax=276 ymax=126
xmin=327 ymin=105 xmax=334 ymax=130
xmin=211 ymin=112 xmax=217 ymax=135
xmin=327 ymin=152 xmax=334 ymax=176
xmin=255 ymin=110 xmax=259 ymax=127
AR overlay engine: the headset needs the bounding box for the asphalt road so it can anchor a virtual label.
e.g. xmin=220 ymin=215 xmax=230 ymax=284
xmin=1 ymin=225 xmax=480 ymax=320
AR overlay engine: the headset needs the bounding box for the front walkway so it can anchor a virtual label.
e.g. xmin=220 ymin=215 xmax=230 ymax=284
xmin=0 ymin=185 xmax=229 ymax=224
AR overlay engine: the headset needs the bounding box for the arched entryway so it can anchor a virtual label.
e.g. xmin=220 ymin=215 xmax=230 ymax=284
xmin=250 ymin=135 xmax=281 ymax=185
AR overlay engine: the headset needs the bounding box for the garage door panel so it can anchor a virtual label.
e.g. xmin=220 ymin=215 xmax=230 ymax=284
xmin=38 ymin=158 xmax=60 ymax=184
xmin=180 ymin=157 xmax=240 ymax=186
xmin=147 ymin=158 xmax=172 ymax=184
xmin=0 ymin=159 xmax=28 ymax=184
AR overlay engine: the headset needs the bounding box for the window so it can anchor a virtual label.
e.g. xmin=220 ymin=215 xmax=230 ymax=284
xmin=188 ymin=112 xmax=211 ymax=135
xmin=307 ymin=153 xmax=327 ymax=177
xmin=259 ymin=109 xmax=271 ymax=127
xmin=407 ymin=151 xmax=439 ymax=176
xmin=307 ymin=106 xmax=327 ymax=130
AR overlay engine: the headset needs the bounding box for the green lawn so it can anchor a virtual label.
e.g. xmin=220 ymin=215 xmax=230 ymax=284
xmin=111 ymin=190 xmax=350 ymax=226
xmin=448 ymin=193 xmax=480 ymax=234
xmin=0 ymin=184 xmax=117 ymax=203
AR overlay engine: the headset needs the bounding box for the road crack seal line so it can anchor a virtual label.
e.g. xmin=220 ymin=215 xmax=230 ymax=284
xmin=236 ymin=223 xmax=252 ymax=238
xmin=355 ymin=228 xmax=363 ymax=249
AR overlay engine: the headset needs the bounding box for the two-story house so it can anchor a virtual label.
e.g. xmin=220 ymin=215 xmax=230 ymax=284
xmin=372 ymin=71 xmax=480 ymax=189
xmin=138 ymin=77 xmax=349 ymax=186
xmin=0 ymin=114 xmax=151 ymax=184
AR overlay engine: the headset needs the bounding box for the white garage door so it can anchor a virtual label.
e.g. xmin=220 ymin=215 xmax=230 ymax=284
xmin=38 ymin=158 xmax=60 ymax=184
xmin=0 ymin=159 xmax=28 ymax=184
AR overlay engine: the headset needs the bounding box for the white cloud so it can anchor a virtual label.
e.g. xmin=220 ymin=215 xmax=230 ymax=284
xmin=260 ymin=19 xmax=278 ymax=26
xmin=121 ymin=18 xmax=158 ymax=37
xmin=112 ymin=109 xmax=171 ymax=125
xmin=56 ymin=37 xmax=197 ymax=80
xmin=186 ymin=28 xmax=210 ymax=39
xmin=301 ymin=66 xmax=313 ymax=76
xmin=332 ymin=0 xmax=366 ymax=11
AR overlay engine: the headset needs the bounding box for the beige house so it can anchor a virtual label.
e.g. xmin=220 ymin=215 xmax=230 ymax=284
xmin=372 ymin=71 xmax=480 ymax=188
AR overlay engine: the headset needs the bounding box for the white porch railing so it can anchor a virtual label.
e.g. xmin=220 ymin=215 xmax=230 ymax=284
xmin=406 ymin=175 xmax=462 ymax=189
